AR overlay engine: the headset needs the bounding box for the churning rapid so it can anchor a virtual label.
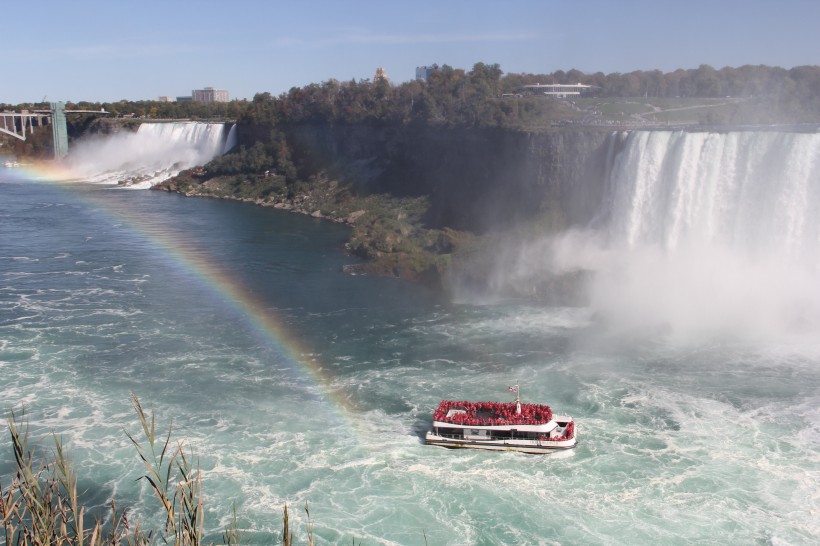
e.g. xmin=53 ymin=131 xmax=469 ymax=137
xmin=64 ymin=121 xmax=236 ymax=188
xmin=479 ymin=130 xmax=820 ymax=346
xmin=1 ymin=129 xmax=819 ymax=544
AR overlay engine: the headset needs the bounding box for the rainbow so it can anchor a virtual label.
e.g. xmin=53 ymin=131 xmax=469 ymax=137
xmin=5 ymin=161 xmax=364 ymax=435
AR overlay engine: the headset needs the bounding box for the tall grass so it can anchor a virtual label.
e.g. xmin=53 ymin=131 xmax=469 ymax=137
xmin=0 ymin=396 xmax=319 ymax=545
xmin=1 ymin=409 xmax=141 ymax=545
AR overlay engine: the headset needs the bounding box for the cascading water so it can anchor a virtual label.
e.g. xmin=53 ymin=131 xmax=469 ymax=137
xmin=591 ymin=130 xmax=820 ymax=343
xmin=223 ymin=123 xmax=238 ymax=154
xmin=65 ymin=122 xmax=233 ymax=188
xmin=605 ymin=130 xmax=820 ymax=261
xmin=466 ymin=130 xmax=820 ymax=345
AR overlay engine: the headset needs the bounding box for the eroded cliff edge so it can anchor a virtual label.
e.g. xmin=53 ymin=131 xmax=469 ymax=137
xmin=155 ymin=124 xmax=614 ymax=295
xmin=279 ymin=125 xmax=612 ymax=230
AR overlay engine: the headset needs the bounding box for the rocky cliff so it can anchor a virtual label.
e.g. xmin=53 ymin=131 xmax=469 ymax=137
xmin=282 ymin=124 xmax=614 ymax=233
xmin=163 ymin=122 xmax=616 ymax=293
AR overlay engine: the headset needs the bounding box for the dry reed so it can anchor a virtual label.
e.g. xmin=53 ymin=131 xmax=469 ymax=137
xmin=1 ymin=396 xmax=327 ymax=545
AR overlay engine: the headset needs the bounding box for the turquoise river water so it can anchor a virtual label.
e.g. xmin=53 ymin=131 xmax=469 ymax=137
xmin=1 ymin=162 xmax=819 ymax=544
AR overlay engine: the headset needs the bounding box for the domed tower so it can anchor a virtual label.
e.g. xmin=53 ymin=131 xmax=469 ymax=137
xmin=374 ymin=67 xmax=389 ymax=83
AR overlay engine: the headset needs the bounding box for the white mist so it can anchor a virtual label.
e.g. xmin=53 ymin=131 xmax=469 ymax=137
xmin=476 ymin=130 xmax=820 ymax=346
xmin=65 ymin=122 xmax=233 ymax=188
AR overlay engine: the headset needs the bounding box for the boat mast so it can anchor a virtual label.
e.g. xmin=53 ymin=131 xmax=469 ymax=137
xmin=509 ymin=384 xmax=521 ymax=415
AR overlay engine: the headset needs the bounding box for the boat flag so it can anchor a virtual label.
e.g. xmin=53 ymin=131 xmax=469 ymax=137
xmin=508 ymin=385 xmax=519 ymax=393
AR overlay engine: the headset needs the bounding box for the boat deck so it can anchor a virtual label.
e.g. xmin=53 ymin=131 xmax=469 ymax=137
xmin=433 ymin=400 xmax=553 ymax=427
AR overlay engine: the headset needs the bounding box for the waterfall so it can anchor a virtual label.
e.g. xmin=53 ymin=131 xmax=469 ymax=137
xmin=584 ymin=130 xmax=820 ymax=342
xmin=65 ymin=122 xmax=232 ymax=188
xmin=606 ymin=130 xmax=820 ymax=264
xmin=223 ymin=123 xmax=238 ymax=154
xmin=458 ymin=129 xmax=820 ymax=344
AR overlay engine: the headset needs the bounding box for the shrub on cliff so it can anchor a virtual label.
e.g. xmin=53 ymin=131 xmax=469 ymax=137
xmin=206 ymin=142 xmax=273 ymax=176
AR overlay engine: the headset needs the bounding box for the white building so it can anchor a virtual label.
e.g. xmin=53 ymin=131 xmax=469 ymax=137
xmin=192 ymin=87 xmax=229 ymax=103
xmin=415 ymin=64 xmax=440 ymax=83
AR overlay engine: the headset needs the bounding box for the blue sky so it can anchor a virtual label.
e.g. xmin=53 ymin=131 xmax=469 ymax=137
xmin=3 ymin=0 xmax=819 ymax=104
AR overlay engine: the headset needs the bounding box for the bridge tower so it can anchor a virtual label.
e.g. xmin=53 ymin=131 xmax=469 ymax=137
xmin=50 ymin=102 xmax=68 ymax=158
xmin=1 ymin=102 xmax=105 ymax=159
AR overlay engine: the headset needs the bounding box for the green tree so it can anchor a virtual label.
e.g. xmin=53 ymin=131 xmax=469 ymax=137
xmin=693 ymin=64 xmax=721 ymax=97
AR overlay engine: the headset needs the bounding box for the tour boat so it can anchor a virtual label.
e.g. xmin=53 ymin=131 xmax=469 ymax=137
xmin=425 ymin=388 xmax=576 ymax=454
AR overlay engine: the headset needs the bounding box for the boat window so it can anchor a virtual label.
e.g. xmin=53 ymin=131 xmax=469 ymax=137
xmin=464 ymin=428 xmax=489 ymax=440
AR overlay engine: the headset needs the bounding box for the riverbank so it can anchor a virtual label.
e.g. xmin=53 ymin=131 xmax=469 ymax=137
xmin=153 ymin=168 xmax=471 ymax=287
xmin=150 ymin=123 xmax=613 ymax=295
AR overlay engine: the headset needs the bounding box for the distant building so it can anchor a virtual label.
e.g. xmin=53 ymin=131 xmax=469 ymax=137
xmin=176 ymin=96 xmax=193 ymax=102
xmin=374 ymin=67 xmax=389 ymax=83
xmin=415 ymin=64 xmax=440 ymax=83
xmin=192 ymin=87 xmax=229 ymax=103
xmin=520 ymin=83 xmax=595 ymax=98
xmin=157 ymin=96 xmax=175 ymax=102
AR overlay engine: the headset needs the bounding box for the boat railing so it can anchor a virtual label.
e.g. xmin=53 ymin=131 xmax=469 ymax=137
xmin=433 ymin=420 xmax=575 ymax=442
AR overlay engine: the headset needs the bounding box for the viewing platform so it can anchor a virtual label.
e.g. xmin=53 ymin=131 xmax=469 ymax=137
xmin=521 ymin=83 xmax=595 ymax=97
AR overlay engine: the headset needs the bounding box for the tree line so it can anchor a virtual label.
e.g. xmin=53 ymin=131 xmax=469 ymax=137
xmin=3 ymin=62 xmax=820 ymax=162
xmin=238 ymin=62 xmax=820 ymax=128
xmin=3 ymin=62 xmax=819 ymax=128
xmin=505 ymin=63 xmax=820 ymax=100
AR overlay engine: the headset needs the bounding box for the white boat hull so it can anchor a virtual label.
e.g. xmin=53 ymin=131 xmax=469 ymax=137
xmin=425 ymin=432 xmax=577 ymax=454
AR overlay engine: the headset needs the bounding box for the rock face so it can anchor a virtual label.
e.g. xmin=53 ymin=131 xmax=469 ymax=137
xmin=166 ymin=122 xmax=617 ymax=293
xmin=283 ymin=124 xmax=613 ymax=233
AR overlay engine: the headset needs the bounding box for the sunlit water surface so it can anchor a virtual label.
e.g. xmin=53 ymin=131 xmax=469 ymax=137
xmin=1 ymin=172 xmax=818 ymax=545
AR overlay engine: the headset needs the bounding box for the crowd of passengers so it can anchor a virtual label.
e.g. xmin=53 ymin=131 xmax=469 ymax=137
xmin=433 ymin=400 xmax=554 ymax=426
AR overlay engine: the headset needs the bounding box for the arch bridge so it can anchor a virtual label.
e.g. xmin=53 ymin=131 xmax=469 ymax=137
xmin=1 ymin=102 xmax=107 ymax=158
